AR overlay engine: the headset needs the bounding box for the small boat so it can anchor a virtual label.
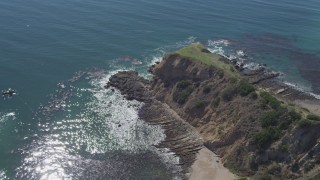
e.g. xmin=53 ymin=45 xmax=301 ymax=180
xmin=2 ymin=88 xmax=17 ymax=97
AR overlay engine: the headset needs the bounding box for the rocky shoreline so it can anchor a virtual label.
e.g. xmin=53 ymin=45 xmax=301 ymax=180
xmin=107 ymin=71 xmax=203 ymax=177
xmin=106 ymin=43 xmax=320 ymax=179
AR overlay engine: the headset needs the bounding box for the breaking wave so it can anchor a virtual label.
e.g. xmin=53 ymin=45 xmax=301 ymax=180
xmin=0 ymin=112 xmax=16 ymax=133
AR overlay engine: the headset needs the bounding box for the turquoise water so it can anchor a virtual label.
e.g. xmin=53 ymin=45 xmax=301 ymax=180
xmin=1 ymin=0 xmax=320 ymax=179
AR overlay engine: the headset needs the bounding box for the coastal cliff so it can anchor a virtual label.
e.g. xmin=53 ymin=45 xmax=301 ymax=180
xmin=106 ymin=43 xmax=320 ymax=179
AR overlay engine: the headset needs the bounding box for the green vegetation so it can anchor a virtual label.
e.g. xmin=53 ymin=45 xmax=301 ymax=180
xmin=307 ymin=114 xmax=320 ymax=121
xmin=203 ymin=86 xmax=211 ymax=94
xmin=175 ymin=43 xmax=240 ymax=78
xmin=216 ymin=70 xmax=224 ymax=78
xmin=280 ymin=144 xmax=289 ymax=152
xmin=230 ymin=77 xmax=237 ymax=84
xmin=211 ymin=97 xmax=220 ymax=108
xmin=238 ymin=79 xmax=255 ymax=96
xmin=261 ymin=110 xmax=282 ymax=128
xmin=195 ymin=100 xmax=206 ymax=108
xmin=236 ymin=177 xmax=249 ymax=180
xmin=256 ymin=107 xmax=302 ymax=148
xmin=289 ymin=110 xmax=302 ymax=121
xmin=276 ymin=110 xmax=301 ymax=129
xmin=252 ymin=127 xmax=281 ymax=149
xmin=221 ymin=87 xmax=238 ymax=101
xmin=176 ymin=80 xmax=192 ymax=89
xmin=258 ymin=174 xmax=272 ymax=180
xmin=279 ymin=120 xmax=292 ymax=130
xmin=297 ymin=119 xmax=311 ymax=127
xmin=268 ymin=164 xmax=282 ymax=175
xmin=258 ymin=175 xmax=272 ymax=180
xmin=301 ymin=107 xmax=310 ymax=112
xmin=260 ymin=92 xmax=281 ymax=109
xmin=220 ymin=80 xmax=255 ymax=101
xmin=173 ymin=80 xmax=194 ymax=104
xmin=173 ymin=88 xmax=193 ymax=104
xmin=250 ymin=92 xmax=258 ymax=99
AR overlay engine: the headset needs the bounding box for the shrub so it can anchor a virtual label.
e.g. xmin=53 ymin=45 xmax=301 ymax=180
xmin=258 ymin=174 xmax=272 ymax=180
xmin=277 ymin=110 xmax=301 ymax=130
xmin=307 ymin=114 xmax=320 ymax=121
xmin=268 ymin=164 xmax=282 ymax=175
xmin=177 ymin=80 xmax=192 ymax=89
xmin=297 ymin=119 xmax=311 ymax=127
xmin=238 ymin=79 xmax=255 ymax=96
xmin=280 ymin=144 xmax=289 ymax=152
xmin=302 ymin=107 xmax=310 ymax=112
xmin=289 ymin=110 xmax=302 ymax=121
xmin=230 ymin=77 xmax=237 ymax=84
xmin=203 ymin=86 xmax=211 ymax=94
xmin=217 ymin=70 xmax=224 ymax=78
xmin=260 ymin=92 xmax=281 ymax=109
xmin=279 ymin=120 xmax=291 ymax=130
xmin=304 ymin=163 xmax=315 ymax=173
xmin=237 ymin=177 xmax=248 ymax=180
xmin=252 ymin=127 xmax=281 ymax=149
xmin=173 ymin=87 xmax=193 ymax=104
xmin=250 ymin=92 xmax=258 ymax=99
xmin=211 ymin=97 xmax=220 ymax=108
xmin=222 ymin=87 xmax=238 ymax=101
xmin=195 ymin=100 xmax=206 ymax=108
xmin=261 ymin=110 xmax=281 ymax=128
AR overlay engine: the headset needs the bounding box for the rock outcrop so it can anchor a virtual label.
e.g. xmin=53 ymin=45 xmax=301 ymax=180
xmin=106 ymin=43 xmax=320 ymax=179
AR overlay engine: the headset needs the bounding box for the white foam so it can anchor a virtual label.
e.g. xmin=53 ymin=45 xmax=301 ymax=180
xmin=0 ymin=112 xmax=16 ymax=127
xmin=88 ymin=71 xmax=182 ymax=175
xmin=283 ymin=81 xmax=320 ymax=100
xmin=243 ymin=62 xmax=264 ymax=70
xmin=236 ymin=50 xmax=245 ymax=57
xmin=207 ymin=39 xmax=230 ymax=46
xmin=207 ymin=47 xmax=225 ymax=56
xmin=0 ymin=170 xmax=8 ymax=180
xmin=207 ymin=40 xmax=248 ymax=63
xmin=283 ymin=81 xmax=299 ymax=88
xmin=149 ymin=56 xmax=163 ymax=66
xmin=85 ymin=88 xmax=164 ymax=153
xmin=153 ymin=147 xmax=182 ymax=175
xmin=207 ymin=39 xmax=231 ymax=58
xmin=309 ymin=92 xmax=320 ymax=100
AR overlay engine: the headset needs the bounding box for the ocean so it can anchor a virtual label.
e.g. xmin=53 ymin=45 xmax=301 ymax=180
xmin=1 ymin=0 xmax=320 ymax=179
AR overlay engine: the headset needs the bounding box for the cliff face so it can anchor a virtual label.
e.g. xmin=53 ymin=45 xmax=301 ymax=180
xmin=107 ymin=43 xmax=320 ymax=179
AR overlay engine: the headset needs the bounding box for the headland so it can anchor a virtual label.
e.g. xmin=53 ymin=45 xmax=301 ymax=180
xmin=106 ymin=43 xmax=320 ymax=179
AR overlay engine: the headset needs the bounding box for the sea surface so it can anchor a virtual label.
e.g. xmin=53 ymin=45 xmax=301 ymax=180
xmin=1 ymin=0 xmax=320 ymax=179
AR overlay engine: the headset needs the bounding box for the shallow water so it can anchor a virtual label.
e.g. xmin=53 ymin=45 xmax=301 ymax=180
xmin=1 ymin=0 xmax=320 ymax=179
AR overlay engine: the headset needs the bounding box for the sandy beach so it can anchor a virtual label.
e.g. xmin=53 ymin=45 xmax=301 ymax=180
xmin=188 ymin=147 xmax=236 ymax=180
